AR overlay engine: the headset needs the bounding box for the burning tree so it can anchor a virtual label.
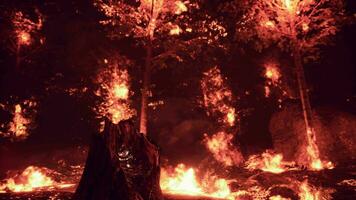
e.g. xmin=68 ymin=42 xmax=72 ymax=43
xmin=237 ymin=0 xmax=346 ymax=169
xmin=94 ymin=57 xmax=136 ymax=124
xmin=94 ymin=0 xmax=189 ymax=134
xmin=95 ymin=0 xmax=229 ymax=134
xmin=10 ymin=10 xmax=44 ymax=69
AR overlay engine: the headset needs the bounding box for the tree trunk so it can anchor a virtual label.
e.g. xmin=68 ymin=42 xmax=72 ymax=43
xmin=293 ymin=47 xmax=313 ymax=133
xmin=139 ymin=39 xmax=152 ymax=135
xmin=293 ymin=45 xmax=321 ymax=167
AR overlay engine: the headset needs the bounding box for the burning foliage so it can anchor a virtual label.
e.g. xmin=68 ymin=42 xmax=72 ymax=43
xmin=12 ymin=10 xmax=43 ymax=47
xmin=201 ymin=66 xmax=237 ymax=127
xmin=0 ymin=99 xmax=37 ymax=140
xmin=94 ymin=59 xmax=136 ymax=124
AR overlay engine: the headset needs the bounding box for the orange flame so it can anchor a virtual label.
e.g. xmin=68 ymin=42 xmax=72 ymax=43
xmin=8 ymin=104 xmax=30 ymax=139
xmin=18 ymin=31 xmax=31 ymax=46
xmin=264 ymin=64 xmax=281 ymax=83
xmin=160 ymin=164 xmax=235 ymax=199
xmin=298 ymin=180 xmax=322 ymax=200
xmin=201 ymin=66 xmax=237 ymax=127
xmin=1 ymin=100 xmax=37 ymax=140
xmin=204 ymin=132 xmax=243 ymax=166
xmin=174 ymin=1 xmax=188 ymax=14
xmin=305 ymin=128 xmax=334 ymax=171
xmin=95 ymin=61 xmax=135 ymax=124
xmin=0 ymin=166 xmax=74 ymax=193
xmin=12 ymin=11 xmax=43 ymax=46
xmin=245 ymin=150 xmax=296 ymax=173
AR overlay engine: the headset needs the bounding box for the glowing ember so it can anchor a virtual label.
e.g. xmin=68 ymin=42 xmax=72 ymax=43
xmin=174 ymin=1 xmax=188 ymax=15
xmin=204 ymin=132 xmax=243 ymax=166
xmin=245 ymin=150 xmax=295 ymax=173
xmin=160 ymin=164 xmax=235 ymax=199
xmin=201 ymin=66 xmax=237 ymax=127
xmin=0 ymin=166 xmax=74 ymax=193
xmin=95 ymin=61 xmax=136 ymax=124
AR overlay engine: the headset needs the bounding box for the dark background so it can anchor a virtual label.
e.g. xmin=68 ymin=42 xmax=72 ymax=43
xmin=0 ymin=0 xmax=355 ymax=177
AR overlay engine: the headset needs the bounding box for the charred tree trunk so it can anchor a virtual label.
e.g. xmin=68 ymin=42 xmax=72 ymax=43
xmin=140 ymin=39 xmax=152 ymax=135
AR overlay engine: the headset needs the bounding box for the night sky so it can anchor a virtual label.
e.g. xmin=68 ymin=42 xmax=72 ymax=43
xmin=0 ymin=0 xmax=355 ymax=176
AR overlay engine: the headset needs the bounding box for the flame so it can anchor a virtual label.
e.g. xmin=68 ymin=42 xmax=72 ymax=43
xmin=284 ymin=0 xmax=298 ymax=13
xmin=8 ymin=104 xmax=30 ymax=139
xmin=12 ymin=11 xmax=43 ymax=46
xmin=0 ymin=166 xmax=74 ymax=193
xmin=160 ymin=164 xmax=202 ymax=196
xmin=302 ymin=23 xmax=309 ymax=31
xmin=264 ymin=20 xmax=275 ymax=28
xmin=169 ymin=25 xmax=182 ymax=35
xmin=304 ymin=128 xmax=334 ymax=170
xmin=95 ymin=61 xmax=135 ymax=124
xmin=245 ymin=150 xmax=295 ymax=173
xmin=265 ymin=64 xmax=281 ymax=83
xmin=263 ymin=63 xmax=285 ymax=98
xmin=18 ymin=31 xmax=31 ymax=46
xmin=204 ymin=132 xmax=243 ymax=166
xmin=174 ymin=1 xmax=187 ymax=15
xmin=160 ymin=164 xmax=235 ymax=199
xmin=298 ymin=180 xmax=321 ymax=200
xmin=201 ymin=66 xmax=237 ymax=127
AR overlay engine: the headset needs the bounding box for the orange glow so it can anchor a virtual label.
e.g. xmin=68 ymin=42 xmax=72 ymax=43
xmin=18 ymin=31 xmax=31 ymax=45
xmin=304 ymin=128 xmax=334 ymax=170
xmin=160 ymin=164 xmax=235 ymax=199
xmin=95 ymin=62 xmax=135 ymax=124
xmin=302 ymin=23 xmax=309 ymax=31
xmin=245 ymin=150 xmax=296 ymax=173
xmin=204 ymin=132 xmax=243 ymax=166
xmin=174 ymin=1 xmax=188 ymax=15
xmin=0 ymin=166 xmax=74 ymax=193
xmin=113 ymin=83 xmax=129 ymax=99
xmin=169 ymin=25 xmax=182 ymax=35
xmin=160 ymin=164 xmax=202 ymax=196
xmin=269 ymin=195 xmax=290 ymax=200
xmin=264 ymin=20 xmax=275 ymax=28
xmin=201 ymin=66 xmax=237 ymax=127
xmin=12 ymin=11 xmax=43 ymax=46
xmin=298 ymin=180 xmax=321 ymax=200
xmin=265 ymin=64 xmax=281 ymax=83
xmin=8 ymin=104 xmax=30 ymax=139
xmin=284 ymin=0 xmax=298 ymax=13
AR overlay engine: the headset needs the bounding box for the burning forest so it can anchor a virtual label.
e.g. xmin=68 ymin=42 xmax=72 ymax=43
xmin=0 ymin=0 xmax=355 ymax=200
